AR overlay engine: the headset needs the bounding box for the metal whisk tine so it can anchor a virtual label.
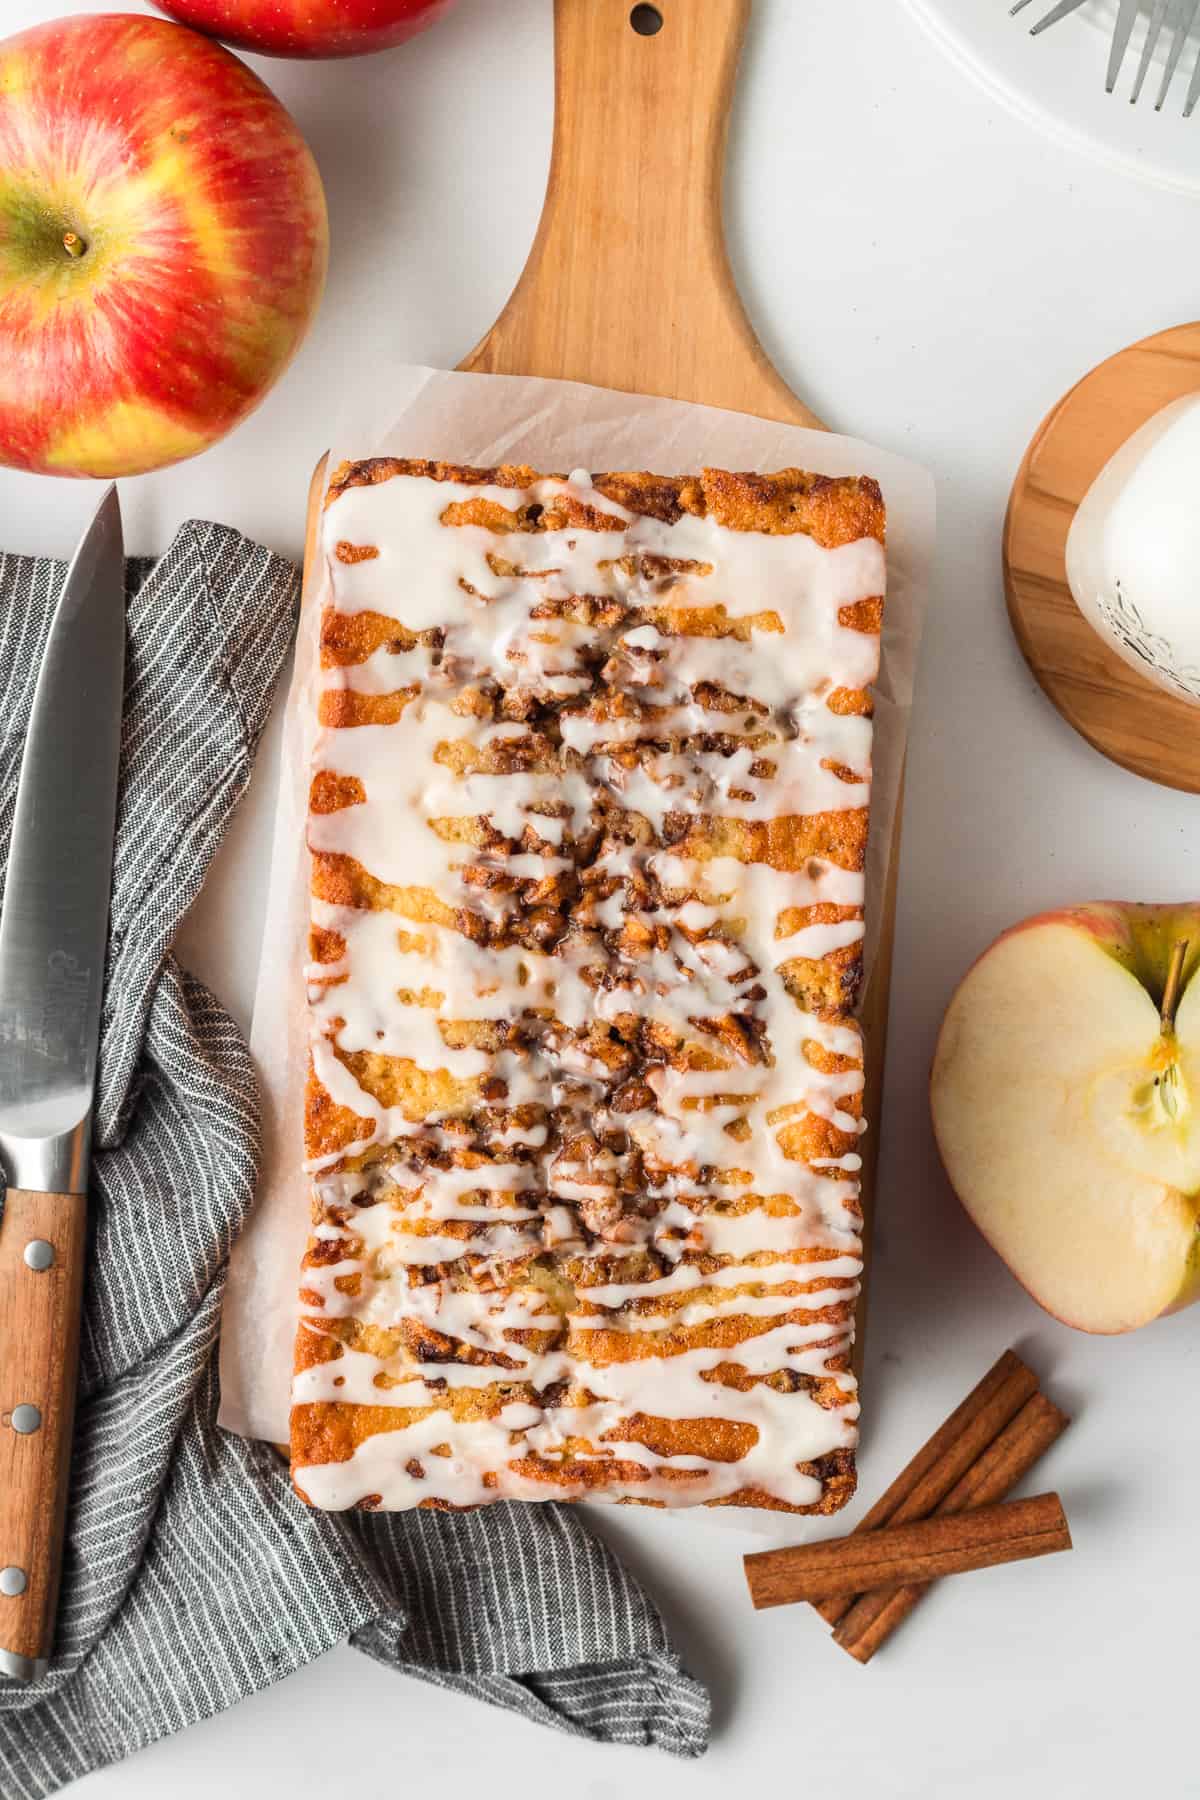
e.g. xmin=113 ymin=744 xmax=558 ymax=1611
xmin=1157 ymin=0 xmax=1200 ymax=106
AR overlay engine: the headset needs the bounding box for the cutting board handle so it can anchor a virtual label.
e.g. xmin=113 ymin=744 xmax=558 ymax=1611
xmin=543 ymin=0 xmax=747 ymax=294
xmin=463 ymin=0 xmax=819 ymax=424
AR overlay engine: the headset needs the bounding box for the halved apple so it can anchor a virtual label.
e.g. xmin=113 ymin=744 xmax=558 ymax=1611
xmin=931 ymin=903 xmax=1200 ymax=1334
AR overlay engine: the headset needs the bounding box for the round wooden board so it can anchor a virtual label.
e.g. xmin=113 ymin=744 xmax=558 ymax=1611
xmin=1003 ymin=321 xmax=1200 ymax=792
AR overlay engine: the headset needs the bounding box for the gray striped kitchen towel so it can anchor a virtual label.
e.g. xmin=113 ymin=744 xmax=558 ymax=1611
xmin=0 ymin=522 xmax=709 ymax=1799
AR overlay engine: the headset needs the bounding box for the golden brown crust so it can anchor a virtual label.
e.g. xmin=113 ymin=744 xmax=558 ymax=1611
xmin=326 ymin=457 xmax=885 ymax=553
xmin=290 ymin=1402 xmax=857 ymax=1515
xmin=296 ymin=459 xmax=883 ymax=1515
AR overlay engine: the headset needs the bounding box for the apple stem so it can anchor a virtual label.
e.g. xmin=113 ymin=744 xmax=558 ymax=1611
xmin=62 ymin=232 xmax=85 ymax=259
xmin=1161 ymin=940 xmax=1189 ymax=1035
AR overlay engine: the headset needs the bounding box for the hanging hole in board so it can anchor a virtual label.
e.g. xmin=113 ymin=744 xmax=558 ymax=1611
xmin=630 ymin=4 xmax=664 ymax=36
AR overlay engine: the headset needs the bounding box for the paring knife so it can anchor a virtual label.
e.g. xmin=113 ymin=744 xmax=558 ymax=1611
xmin=0 ymin=487 xmax=125 ymax=1683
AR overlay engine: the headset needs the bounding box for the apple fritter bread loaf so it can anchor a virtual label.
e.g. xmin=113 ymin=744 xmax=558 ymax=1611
xmin=290 ymin=458 xmax=886 ymax=1514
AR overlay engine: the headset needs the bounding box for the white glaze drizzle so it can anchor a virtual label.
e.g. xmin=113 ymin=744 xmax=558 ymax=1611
xmin=294 ymin=464 xmax=883 ymax=1514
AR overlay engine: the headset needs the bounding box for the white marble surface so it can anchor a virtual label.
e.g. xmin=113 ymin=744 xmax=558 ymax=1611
xmin=4 ymin=0 xmax=1200 ymax=1793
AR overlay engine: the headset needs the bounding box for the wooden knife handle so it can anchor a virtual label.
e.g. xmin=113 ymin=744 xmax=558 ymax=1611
xmin=0 ymin=1188 xmax=87 ymax=1674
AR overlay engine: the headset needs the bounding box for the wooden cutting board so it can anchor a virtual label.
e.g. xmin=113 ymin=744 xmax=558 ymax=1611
xmin=459 ymin=0 xmax=821 ymax=426
xmin=305 ymin=0 xmax=899 ymax=1361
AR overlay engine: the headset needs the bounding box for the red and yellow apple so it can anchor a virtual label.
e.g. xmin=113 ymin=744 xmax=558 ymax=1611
xmin=0 ymin=14 xmax=328 ymax=479
xmin=150 ymin=0 xmax=456 ymax=59
xmin=931 ymin=903 xmax=1200 ymax=1334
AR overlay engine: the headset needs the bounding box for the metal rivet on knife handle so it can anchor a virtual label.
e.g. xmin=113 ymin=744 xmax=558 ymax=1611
xmin=22 ymin=1240 xmax=54 ymax=1272
xmin=0 ymin=1568 xmax=28 ymax=1598
xmin=10 ymin=1406 xmax=41 ymax=1436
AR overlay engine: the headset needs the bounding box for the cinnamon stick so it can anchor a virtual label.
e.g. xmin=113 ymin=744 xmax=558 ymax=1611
xmin=815 ymin=1347 xmax=1038 ymax=1627
xmin=743 ymin=1492 xmax=1071 ymax=1610
xmin=832 ymin=1391 xmax=1069 ymax=1663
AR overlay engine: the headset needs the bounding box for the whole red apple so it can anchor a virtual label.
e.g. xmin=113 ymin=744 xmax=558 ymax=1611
xmin=151 ymin=0 xmax=456 ymax=59
xmin=0 ymin=14 xmax=328 ymax=479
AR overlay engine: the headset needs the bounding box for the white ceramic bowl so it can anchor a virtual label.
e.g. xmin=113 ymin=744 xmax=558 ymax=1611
xmin=1065 ymin=394 xmax=1200 ymax=704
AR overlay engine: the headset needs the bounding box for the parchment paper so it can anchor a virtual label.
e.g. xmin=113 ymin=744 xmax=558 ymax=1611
xmin=219 ymin=365 xmax=936 ymax=1461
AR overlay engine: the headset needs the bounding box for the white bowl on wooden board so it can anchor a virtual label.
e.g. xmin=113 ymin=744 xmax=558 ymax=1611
xmin=1065 ymin=395 xmax=1200 ymax=707
xmin=1003 ymin=321 xmax=1200 ymax=793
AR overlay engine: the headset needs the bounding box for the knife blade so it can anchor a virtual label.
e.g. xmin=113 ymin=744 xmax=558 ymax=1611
xmin=0 ymin=485 xmax=125 ymax=1684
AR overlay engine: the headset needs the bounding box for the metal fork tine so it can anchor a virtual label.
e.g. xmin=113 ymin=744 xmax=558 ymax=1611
xmin=1155 ymin=0 xmax=1200 ymax=107
xmin=1107 ymin=0 xmax=1141 ymax=89
xmin=1131 ymin=0 xmax=1170 ymax=101
xmin=1018 ymin=0 xmax=1200 ymax=115
xmin=1027 ymin=0 xmax=1089 ymax=36
xmin=1184 ymin=36 xmax=1200 ymax=111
